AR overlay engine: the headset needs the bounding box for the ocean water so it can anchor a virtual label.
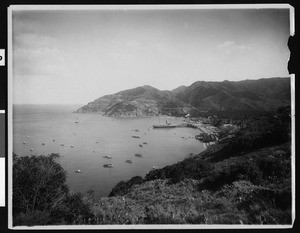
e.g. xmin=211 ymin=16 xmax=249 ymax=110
xmin=13 ymin=105 xmax=205 ymax=197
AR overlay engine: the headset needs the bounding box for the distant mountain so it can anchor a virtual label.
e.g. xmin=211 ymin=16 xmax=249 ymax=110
xmin=172 ymin=77 xmax=291 ymax=113
xmin=76 ymin=85 xmax=193 ymax=117
xmin=77 ymin=77 xmax=290 ymax=117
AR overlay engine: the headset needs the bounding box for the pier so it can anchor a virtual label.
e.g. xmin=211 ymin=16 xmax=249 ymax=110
xmin=153 ymin=121 xmax=220 ymax=144
xmin=152 ymin=123 xmax=197 ymax=129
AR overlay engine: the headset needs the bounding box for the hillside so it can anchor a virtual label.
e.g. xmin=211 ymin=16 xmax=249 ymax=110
xmin=99 ymin=106 xmax=291 ymax=224
xmin=77 ymin=77 xmax=290 ymax=118
xmin=76 ymin=85 xmax=193 ymax=117
xmin=172 ymin=77 xmax=290 ymax=114
xmin=91 ymin=142 xmax=291 ymax=224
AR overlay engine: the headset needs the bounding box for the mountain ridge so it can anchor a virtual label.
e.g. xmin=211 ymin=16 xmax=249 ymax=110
xmin=76 ymin=77 xmax=290 ymax=117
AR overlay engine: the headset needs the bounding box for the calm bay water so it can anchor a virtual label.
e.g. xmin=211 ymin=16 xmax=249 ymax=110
xmin=13 ymin=105 xmax=205 ymax=197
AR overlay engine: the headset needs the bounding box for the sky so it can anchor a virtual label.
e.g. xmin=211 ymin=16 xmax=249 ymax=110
xmin=12 ymin=7 xmax=291 ymax=104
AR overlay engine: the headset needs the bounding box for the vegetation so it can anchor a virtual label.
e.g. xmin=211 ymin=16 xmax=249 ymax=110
xmin=13 ymin=153 xmax=93 ymax=226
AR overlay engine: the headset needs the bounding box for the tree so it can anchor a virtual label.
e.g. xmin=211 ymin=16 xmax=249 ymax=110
xmin=13 ymin=153 xmax=67 ymax=215
xmin=13 ymin=153 xmax=93 ymax=225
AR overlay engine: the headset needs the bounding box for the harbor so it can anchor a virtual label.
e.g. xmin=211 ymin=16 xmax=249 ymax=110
xmin=152 ymin=119 xmax=222 ymax=144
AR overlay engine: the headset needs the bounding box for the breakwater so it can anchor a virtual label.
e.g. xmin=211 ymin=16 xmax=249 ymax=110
xmin=152 ymin=123 xmax=197 ymax=129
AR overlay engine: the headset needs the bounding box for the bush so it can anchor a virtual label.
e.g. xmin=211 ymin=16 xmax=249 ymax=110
xmin=145 ymin=158 xmax=213 ymax=184
xmin=13 ymin=154 xmax=67 ymax=216
xmin=200 ymin=161 xmax=262 ymax=191
xmin=50 ymin=192 xmax=94 ymax=224
xmin=258 ymin=157 xmax=291 ymax=180
xmin=14 ymin=210 xmax=51 ymax=226
xmin=13 ymin=154 xmax=93 ymax=226
xmin=109 ymin=176 xmax=143 ymax=197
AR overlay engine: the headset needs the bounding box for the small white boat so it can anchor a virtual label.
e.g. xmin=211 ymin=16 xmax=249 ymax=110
xmin=103 ymin=155 xmax=112 ymax=159
xmin=103 ymin=164 xmax=113 ymax=168
xmin=132 ymin=135 xmax=140 ymax=138
xmin=30 ymin=148 xmax=33 ymax=151
xmin=23 ymin=142 xmax=26 ymax=144
xmin=75 ymin=169 xmax=82 ymax=173
xmin=42 ymin=142 xmax=45 ymax=145
xmin=70 ymin=145 xmax=74 ymax=148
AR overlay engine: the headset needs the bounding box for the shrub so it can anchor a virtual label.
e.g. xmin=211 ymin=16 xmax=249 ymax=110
xmin=109 ymin=176 xmax=143 ymax=197
xmin=52 ymin=192 xmax=94 ymax=224
xmin=13 ymin=154 xmax=67 ymax=216
xmin=143 ymin=204 xmax=186 ymax=224
xmin=258 ymin=157 xmax=291 ymax=180
xmin=200 ymin=161 xmax=262 ymax=191
xmin=145 ymin=158 xmax=213 ymax=184
xmin=13 ymin=210 xmax=51 ymax=226
xmin=13 ymin=154 xmax=93 ymax=226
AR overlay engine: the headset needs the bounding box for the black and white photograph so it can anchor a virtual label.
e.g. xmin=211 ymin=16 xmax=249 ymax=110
xmin=8 ymin=5 xmax=294 ymax=228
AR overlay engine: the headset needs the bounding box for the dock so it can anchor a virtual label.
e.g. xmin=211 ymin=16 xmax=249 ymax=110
xmin=153 ymin=123 xmax=197 ymax=129
xmin=153 ymin=121 xmax=220 ymax=144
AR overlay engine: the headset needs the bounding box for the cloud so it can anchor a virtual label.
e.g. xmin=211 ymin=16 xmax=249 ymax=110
xmin=13 ymin=45 xmax=68 ymax=77
xmin=217 ymin=41 xmax=251 ymax=53
xmin=13 ymin=32 xmax=69 ymax=77
xmin=217 ymin=41 xmax=235 ymax=48
xmin=14 ymin=33 xmax=58 ymax=49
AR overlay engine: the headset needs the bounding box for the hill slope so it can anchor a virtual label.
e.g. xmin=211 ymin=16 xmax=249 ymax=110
xmin=97 ymin=106 xmax=291 ymax=224
xmin=172 ymin=77 xmax=290 ymax=113
xmin=76 ymin=85 xmax=192 ymax=117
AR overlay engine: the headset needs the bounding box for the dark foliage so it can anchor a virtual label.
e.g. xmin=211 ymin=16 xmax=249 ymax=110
xmin=13 ymin=154 xmax=93 ymax=226
xmin=13 ymin=154 xmax=67 ymax=215
xmin=237 ymin=188 xmax=292 ymax=224
xmin=109 ymin=176 xmax=143 ymax=197
xmin=145 ymin=158 xmax=214 ymax=184
xmin=200 ymin=150 xmax=291 ymax=192
xmin=50 ymin=192 xmax=94 ymax=224
xmin=209 ymin=106 xmax=291 ymax=162
xmin=200 ymin=161 xmax=263 ymax=191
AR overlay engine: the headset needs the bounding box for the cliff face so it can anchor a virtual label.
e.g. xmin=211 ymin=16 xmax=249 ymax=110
xmin=77 ymin=77 xmax=290 ymax=117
